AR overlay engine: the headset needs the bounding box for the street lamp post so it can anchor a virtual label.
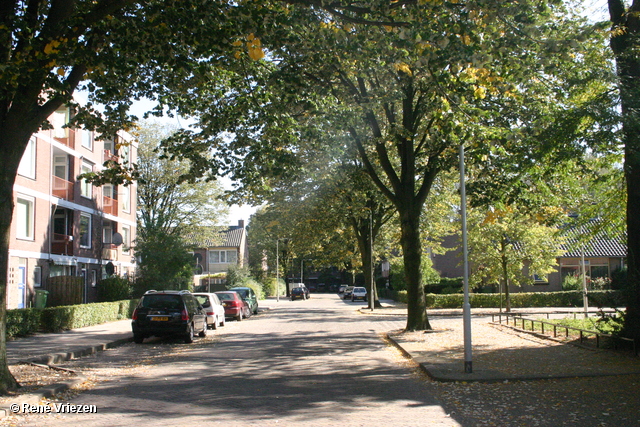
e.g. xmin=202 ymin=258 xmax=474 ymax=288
xmin=275 ymin=238 xmax=288 ymax=303
xmin=459 ymin=143 xmax=473 ymax=374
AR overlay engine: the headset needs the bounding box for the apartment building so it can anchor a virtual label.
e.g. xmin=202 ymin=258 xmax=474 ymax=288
xmin=8 ymin=106 xmax=137 ymax=308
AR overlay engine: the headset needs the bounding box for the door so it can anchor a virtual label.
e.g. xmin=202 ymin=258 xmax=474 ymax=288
xmin=17 ymin=265 xmax=26 ymax=309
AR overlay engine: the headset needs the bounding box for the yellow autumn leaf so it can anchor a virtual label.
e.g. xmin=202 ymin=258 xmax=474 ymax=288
xmin=474 ymin=86 xmax=486 ymax=99
xmin=394 ymin=62 xmax=412 ymax=75
xmin=57 ymin=68 xmax=66 ymax=76
xmin=232 ymin=40 xmax=243 ymax=47
xmin=248 ymin=46 xmax=265 ymax=61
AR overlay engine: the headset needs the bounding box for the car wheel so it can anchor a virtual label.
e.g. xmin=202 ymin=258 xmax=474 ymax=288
xmin=253 ymin=306 xmax=258 ymax=315
xmin=198 ymin=325 xmax=207 ymax=338
xmin=245 ymin=308 xmax=252 ymax=318
xmin=236 ymin=311 xmax=243 ymax=321
xmin=351 ymin=296 xmax=355 ymax=301
xmin=184 ymin=324 xmax=194 ymax=344
xmin=133 ymin=333 xmax=144 ymax=344
xmin=212 ymin=316 xmax=218 ymax=330
xmin=220 ymin=317 xmax=225 ymax=327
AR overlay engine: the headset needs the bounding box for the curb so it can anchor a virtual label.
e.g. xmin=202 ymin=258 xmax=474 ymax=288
xmin=0 ymin=374 xmax=87 ymax=419
xmin=26 ymin=337 xmax=133 ymax=365
xmin=385 ymin=333 xmax=640 ymax=383
xmin=0 ymin=336 xmax=133 ymax=419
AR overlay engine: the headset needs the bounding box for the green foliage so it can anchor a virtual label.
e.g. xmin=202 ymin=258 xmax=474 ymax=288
xmin=134 ymin=232 xmax=194 ymax=296
xmin=386 ymin=290 xmax=622 ymax=310
xmin=227 ymin=265 xmax=265 ymax=300
xmin=424 ymin=277 xmax=464 ymax=294
xmin=389 ymin=255 xmax=440 ymax=291
xmin=5 ymin=300 xmax=138 ymax=337
xmin=97 ymin=276 xmax=133 ymax=302
xmin=5 ymin=308 xmax=42 ymax=338
xmin=562 ymin=273 xmax=583 ymax=291
xmin=263 ymin=277 xmax=286 ymax=297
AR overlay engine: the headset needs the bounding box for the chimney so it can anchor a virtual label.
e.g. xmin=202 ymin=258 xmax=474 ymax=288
xmin=238 ymin=220 xmax=245 ymax=228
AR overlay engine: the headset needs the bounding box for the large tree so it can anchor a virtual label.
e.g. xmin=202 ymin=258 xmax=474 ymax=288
xmin=160 ymin=2 xmax=602 ymax=331
xmin=0 ymin=0 xmax=259 ymax=393
xmin=608 ymin=0 xmax=640 ymax=340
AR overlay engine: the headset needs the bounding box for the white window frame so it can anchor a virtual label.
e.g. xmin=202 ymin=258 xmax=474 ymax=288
xmin=18 ymin=137 xmax=36 ymax=179
xmin=81 ymin=129 xmax=93 ymax=150
xmin=209 ymin=250 xmax=238 ymax=265
xmin=52 ymin=108 xmax=69 ymax=138
xmin=79 ymin=213 xmax=92 ymax=248
xmin=16 ymin=195 xmax=35 ymax=240
xmin=80 ymin=161 xmax=93 ymax=199
xmin=122 ymin=185 xmax=130 ymax=213
xmin=122 ymin=226 xmax=131 ymax=254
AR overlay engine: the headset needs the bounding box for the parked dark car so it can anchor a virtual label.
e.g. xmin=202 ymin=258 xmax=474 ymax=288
xmin=131 ymin=290 xmax=207 ymax=344
xmin=215 ymin=291 xmax=252 ymax=321
xmin=291 ymin=286 xmax=310 ymax=301
xmin=229 ymin=287 xmax=259 ymax=315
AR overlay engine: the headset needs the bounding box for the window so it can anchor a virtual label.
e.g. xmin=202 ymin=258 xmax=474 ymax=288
xmin=103 ymin=185 xmax=113 ymax=199
xmin=16 ymin=196 xmax=35 ymax=240
xmin=53 ymin=155 xmax=68 ymax=180
xmin=103 ymin=222 xmax=113 ymax=245
xmin=81 ymin=129 xmax=93 ymax=150
xmin=122 ymin=185 xmax=130 ymax=213
xmin=209 ymin=250 xmax=238 ymax=265
xmin=52 ymin=108 xmax=69 ymax=138
xmin=122 ymin=226 xmax=130 ymax=254
xmin=80 ymin=161 xmax=93 ymax=198
xmin=33 ymin=266 xmax=42 ymax=288
xmin=18 ymin=137 xmax=36 ymax=179
xmin=79 ymin=213 xmax=92 ymax=248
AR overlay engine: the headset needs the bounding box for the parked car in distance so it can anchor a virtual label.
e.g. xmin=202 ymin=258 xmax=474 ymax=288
xmin=338 ymin=284 xmax=348 ymax=294
xmin=351 ymin=287 xmax=367 ymax=302
xmin=193 ymin=292 xmax=226 ymax=329
xmin=291 ymin=286 xmax=310 ymax=301
xmin=215 ymin=291 xmax=251 ymax=321
xmin=229 ymin=287 xmax=259 ymax=315
xmin=343 ymin=286 xmax=355 ymax=299
xmin=132 ymin=290 xmax=207 ymax=344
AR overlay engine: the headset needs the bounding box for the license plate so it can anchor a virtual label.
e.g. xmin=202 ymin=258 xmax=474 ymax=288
xmin=151 ymin=316 xmax=169 ymax=321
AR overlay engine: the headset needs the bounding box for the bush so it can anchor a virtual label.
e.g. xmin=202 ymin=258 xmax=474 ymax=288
xmin=562 ymin=273 xmax=583 ymax=291
xmin=97 ymin=276 xmax=133 ymax=302
xmin=385 ymin=290 xmax=624 ymax=310
xmin=263 ymin=277 xmax=286 ymax=297
xmin=6 ymin=308 xmax=42 ymax=337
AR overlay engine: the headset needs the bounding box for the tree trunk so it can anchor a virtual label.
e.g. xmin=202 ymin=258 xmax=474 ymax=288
xmin=401 ymin=207 xmax=431 ymax=331
xmin=0 ymin=135 xmax=25 ymax=393
xmin=609 ymin=0 xmax=640 ymax=341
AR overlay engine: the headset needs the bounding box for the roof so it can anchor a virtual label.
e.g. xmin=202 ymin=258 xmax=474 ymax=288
xmin=185 ymin=225 xmax=245 ymax=248
xmin=560 ymin=220 xmax=626 ymax=258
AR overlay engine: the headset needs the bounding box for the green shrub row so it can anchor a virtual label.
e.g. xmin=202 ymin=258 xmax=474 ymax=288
xmin=6 ymin=299 xmax=138 ymax=338
xmin=388 ymin=290 xmax=624 ymax=309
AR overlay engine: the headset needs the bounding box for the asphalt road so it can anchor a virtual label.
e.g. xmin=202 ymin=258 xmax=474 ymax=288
xmin=19 ymin=294 xmax=460 ymax=427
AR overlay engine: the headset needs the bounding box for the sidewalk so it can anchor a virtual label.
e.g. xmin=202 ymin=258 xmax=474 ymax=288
xmin=7 ymin=319 xmax=133 ymax=365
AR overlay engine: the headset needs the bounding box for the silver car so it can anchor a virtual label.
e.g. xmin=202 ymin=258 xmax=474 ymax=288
xmin=193 ymin=293 xmax=226 ymax=329
xmin=351 ymin=287 xmax=367 ymax=302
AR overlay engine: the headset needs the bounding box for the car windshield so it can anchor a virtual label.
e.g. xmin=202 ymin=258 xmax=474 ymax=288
xmin=194 ymin=296 xmax=210 ymax=307
xmin=141 ymin=295 xmax=182 ymax=310
xmin=354 ymin=287 xmax=365 ymax=292
xmin=215 ymin=292 xmax=235 ymax=301
xmin=233 ymin=289 xmax=248 ymax=298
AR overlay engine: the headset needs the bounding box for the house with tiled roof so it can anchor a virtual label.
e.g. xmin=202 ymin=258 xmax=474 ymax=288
xmin=189 ymin=220 xmax=249 ymax=290
xmin=431 ymin=219 xmax=626 ymax=293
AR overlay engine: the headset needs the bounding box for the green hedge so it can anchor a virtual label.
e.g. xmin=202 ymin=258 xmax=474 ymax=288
xmin=388 ymin=290 xmax=624 ymax=309
xmin=6 ymin=299 xmax=138 ymax=338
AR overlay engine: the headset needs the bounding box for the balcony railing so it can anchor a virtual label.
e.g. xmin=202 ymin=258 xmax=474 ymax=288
xmin=103 ymin=196 xmax=118 ymax=215
xmin=103 ymin=150 xmax=119 ymax=163
xmin=52 ymin=176 xmax=74 ymax=200
xmin=51 ymin=233 xmax=73 ymax=255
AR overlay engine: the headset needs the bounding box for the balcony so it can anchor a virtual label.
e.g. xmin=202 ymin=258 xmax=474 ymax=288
xmin=103 ymin=150 xmax=119 ymax=164
xmin=103 ymin=196 xmax=118 ymax=216
xmin=102 ymin=245 xmax=118 ymax=260
xmin=51 ymin=233 xmax=73 ymax=255
xmin=52 ymin=176 xmax=74 ymax=200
